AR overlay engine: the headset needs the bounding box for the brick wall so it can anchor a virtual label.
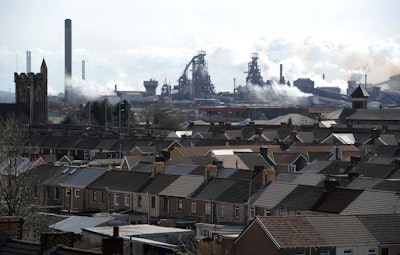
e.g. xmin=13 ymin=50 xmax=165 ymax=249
xmin=0 ymin=217 xmax=24 ymax=239
xmin=40 ymin=232 xmax=75 ymax=252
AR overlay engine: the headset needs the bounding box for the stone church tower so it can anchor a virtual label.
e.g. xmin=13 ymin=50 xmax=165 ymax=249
xmin=14 ymin=59 xmax=48 ymax=124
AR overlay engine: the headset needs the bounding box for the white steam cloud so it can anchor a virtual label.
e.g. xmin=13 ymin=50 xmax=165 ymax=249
xmin=0 ymin=36 xmax=399 ymax=99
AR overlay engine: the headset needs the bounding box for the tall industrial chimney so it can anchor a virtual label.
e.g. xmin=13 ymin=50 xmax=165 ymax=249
xmin=26 ymin=51 xmax=31 ymax=73
xmin=82 ymin=60 xmax=85 ymax=80
xmin=65 ymin=19 xmax=72 ymax=102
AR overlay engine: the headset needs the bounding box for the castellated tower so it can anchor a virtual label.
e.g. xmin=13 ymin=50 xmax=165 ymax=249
xmin=14 ymin=59 xmax=48 ymax=125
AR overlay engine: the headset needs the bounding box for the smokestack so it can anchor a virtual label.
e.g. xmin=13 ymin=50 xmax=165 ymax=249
xmin=364 ymin=74 xmax=367 ymax=89
xmin=26 ymin=51 xmax=31 ymax=73
xmin=65 ymin=18 xmax=72 ymax=102
xmin=82 ymin=60 xmax=85 ymax=80
xmin=322 ymin=73 xmax=325 ymax=80
xmin=279 ymin=64 xmax=283 ymax=84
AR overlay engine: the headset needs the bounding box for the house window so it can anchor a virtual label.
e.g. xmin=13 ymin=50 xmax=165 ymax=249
xmin=125 ymin=194 xmax=130 ymax=206
xmin=205 ymin=203 xmax=211 ymax=215
xmin=74 ymin=189 xmax=80 ymax=198
xmin=344 ymin=249 xmax=352 ymax=255
xmin=289 ymin=165 xmax=297 ymax=172
xmin=177 ymin=199 xmax=183 ymax=211
xmin=381 ymin=248 xmax=388 ymax=255
xmin=295 ymin=252 xmax=305 ymax=255
xmin=138 ymin=195 xmax=142 ymax=207
xmin=101 ymin=191 xmax=107 ymax=203
xmin=114 ymin=193 xmax=119 ymax=205
xmin=66 ymin=188 xmax=71 ymax=197
xmin=264 ymin=209 xmax=271 ymax=216
xmin=55 ymin=188 xmax=60 ymax=200
xmin=368 ymin=249 xmax=376 ymax=255
xmin=151 ymin=196 xmax=156 ymax=208
xmin=279 ymin=209 xmax=286 ymax=216
xmin=250 ymin=206 xmax=255 ymax=219
xmin=191 ymin=202 xmax=196 ymax=213
xmin=234 ymin=205 xmax=240 ymax=218
xmin=46 ymin=187 xmax=51 ymax=199
xmin=219 ymin=205 xmax=225 ymax=217
xmin=92 ymin=191 xmax=97 ymax=203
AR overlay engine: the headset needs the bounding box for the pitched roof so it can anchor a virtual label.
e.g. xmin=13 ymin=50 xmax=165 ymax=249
xmin=341 ymin=190 xmax=400 ymax=215
xmin=159 ymin=175 xmax=204 ymax=197
xmin=307 ymin=216 xmax=377 ymax=245
xmin=86 ymin=170 xmax=151 ymax=192
xmin=192 ymin=178 xmax=236 ymax=200
xmin=255 ymin=216 xmax=328 ymax=247
xmin=164 ymin=164 xmax=198 ymax=175
xmin=351 ymin=162 xmax=394 ymax=179
xmin=61 ymin=168 xmax=109 ymax=189
xmin=351 ymin=85 xmax=369 ymax=97
xmin=252 ymin=182 xmax=297 ymax=209
xmin=357 ymin=214 xmax=400 ymax=244
xmin=348 ymin=109 xmax=400 ymax=121
xmin=139 ymin=173 xmax=180 ymax=194
xmin=275 ymin=185 xmax=325 ymax=211
xmin=253 ymin=215 xmax=378 ymax=248
xmin=317 ymin=188 xmax=363 ymax=214
xmin=216 ymin=179 xmax=261 ymax=203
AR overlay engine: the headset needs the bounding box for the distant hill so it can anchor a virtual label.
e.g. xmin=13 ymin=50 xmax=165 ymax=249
xmin=0 ymin=90 xmax=15 ymax=103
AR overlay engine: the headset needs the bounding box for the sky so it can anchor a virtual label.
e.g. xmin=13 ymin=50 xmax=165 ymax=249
xmin=1 ymin=0 xmax=400 ymax=99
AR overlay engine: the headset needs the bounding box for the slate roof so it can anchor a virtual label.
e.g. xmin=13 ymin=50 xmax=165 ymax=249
xmin=357 ymin=214 xmax=400 ymax=244
xmin=307 ymin=216 xmax=377 ymax=245
xmin=345 ymin=177 xmax=381 ymax=190
xmin=164 ymin=164 xmax=198 ymax=175
xmin=166 ymin=156 xmax=216 ymax=166
xmin=61 ymin=168 xmax=108 ymax=189
xmin=86 ymin=170 xmax=151 ymax=192
xmin=351 ymin=85 xmax=369 ymax=97
xmin=252 ymin=182 xmax=297 ymax=209
xmin=317 ymin=188 xmax=363 ymax=214
xmin=139 ymin=173 xmax=180 ymax=194
xmin=76 ymin=137 xmax=101 ymax=150
xmin=371 ymin=180 xmax=400 ymax=192
xmin=300 ymin=160 xmax=350 ymax=175
xmin=275 ymin=185 xmax=325 ymax=211
xmin=110 ymin=138 xmax=136 ymax=151
xmin=351 ymin=162 xmax=394 ymax=179
xmin=41 ymin=136 xmax=64 ymax=148
xmin=348 ymin=109 xmax=400 ymax=121
xmin=215 ymin=179 xmax=261 ymax=203
xmin=159 ymin=175 xmax=204 ymax=197
xmin=341 ymin=190 xmax=400 ymax=215
xmin=58 ymin=137 xmax=82 ymax=149
xmin=192 ymin=178 xmax=236 ymax=200
xmin=291 ymin=173 xmax=326 ymax=186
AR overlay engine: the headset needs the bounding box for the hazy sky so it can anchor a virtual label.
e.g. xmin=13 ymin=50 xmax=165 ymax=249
xmin=1 ymin=0 xmax=399 ymax=98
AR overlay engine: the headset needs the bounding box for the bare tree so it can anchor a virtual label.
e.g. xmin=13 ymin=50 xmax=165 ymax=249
xmin=0 ymin=116 xmax=45 ymax=240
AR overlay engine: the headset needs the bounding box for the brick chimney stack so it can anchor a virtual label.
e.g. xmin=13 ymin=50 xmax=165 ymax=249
xmin=204 ymin=164 xmax=218 ymax=180
xmin=102 ymin=226 xmax=124 ymax=255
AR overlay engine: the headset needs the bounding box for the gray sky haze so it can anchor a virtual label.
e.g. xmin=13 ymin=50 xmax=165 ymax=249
xmin=1 ymin=0 xmax=399 ymax=98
